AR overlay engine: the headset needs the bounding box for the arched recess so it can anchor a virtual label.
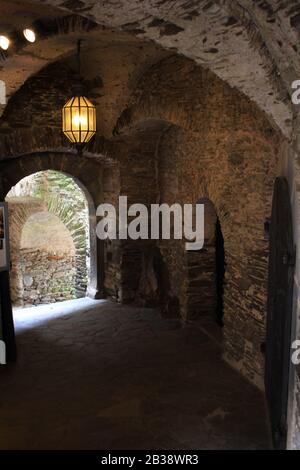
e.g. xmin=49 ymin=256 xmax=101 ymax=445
xmin=185 ymin=197 xmax=225 ymax=326
xmin=0 ymin=151 xmax=105 ymax=301
xmin=113 ymin=55 xmax=284 ymax=141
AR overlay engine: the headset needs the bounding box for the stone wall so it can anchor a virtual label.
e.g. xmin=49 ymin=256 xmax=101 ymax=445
xmin=0 ymin=9 xmax=291 ymax=420
xmin=102 ymin=164 xmax=122 ymax=300
xmin=153 ymin=120 xmax=279 ymax=389
xmin=103 ymin=97 xmax=279 ymax=391
xmin=0 ymin=151 xmax=105 ymax=301
xmin=7 ymin=197 xmax=47 ymax=305
xmin=0 ymin=0 xmax=300 ymax=449
xmin=7 ymin=198 xmax=77 ymax=306
xmin=101 ymin=123 xmax=164 ymax=303
xmin=0 ymin=1 xmax=294 ymax=136
xmin=94 ymin=59 xmax=282 ymax=390
xmin=19 ymin=248 xmax=76 ymax=305
xmin=289 ymin=372 xmax=300 ymax=450
xmin=0 ymin=54 xmax=282 ymax=392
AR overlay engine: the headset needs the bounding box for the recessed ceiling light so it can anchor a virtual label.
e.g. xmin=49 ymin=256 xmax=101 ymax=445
xmin=23 ymin=29 xmax=36 ymax=43
xmin=0 ymin=35 xmax=10 ymax=51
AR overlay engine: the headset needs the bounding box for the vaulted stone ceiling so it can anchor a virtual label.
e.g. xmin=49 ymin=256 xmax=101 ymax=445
xmin=1 ymin=0 xmax=300 ymax=138
xmin=0 ymin=1 xmax=97 ymax=118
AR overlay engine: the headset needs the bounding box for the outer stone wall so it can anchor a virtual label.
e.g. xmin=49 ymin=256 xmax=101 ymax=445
xmin=19 ymin=248 xmax=76 ymax=305
xmin=7 ymin=198 xmax=77 ymax=306
xmin=7 ymin=197 xmax=47 ymax=305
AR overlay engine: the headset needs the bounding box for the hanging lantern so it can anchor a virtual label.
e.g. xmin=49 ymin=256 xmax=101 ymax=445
xmin=62 ymin=39 xmax=96 ymax=149
xmin=62 ymin=96 xmax=96 ymax=144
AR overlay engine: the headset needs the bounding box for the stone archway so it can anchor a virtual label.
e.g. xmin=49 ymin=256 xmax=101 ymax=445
xmin=0 ymin=151 xmax=105 ymax=301
xmin=6 ymin=168 xmax=93 ymax=304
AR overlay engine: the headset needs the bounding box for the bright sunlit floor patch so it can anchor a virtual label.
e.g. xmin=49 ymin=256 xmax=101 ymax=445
xmin=13 ymin=297 xmax=106 ymax=331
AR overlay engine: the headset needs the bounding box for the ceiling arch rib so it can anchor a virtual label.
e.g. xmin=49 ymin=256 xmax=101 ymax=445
xmin=7 ymin=0 xmax=294 ymax=137
xmin=0 ymin=12 xmax=98 ymax=118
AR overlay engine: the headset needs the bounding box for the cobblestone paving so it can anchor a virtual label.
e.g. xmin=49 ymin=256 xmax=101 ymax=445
xmin=0 ymin=299 xmax=271 ymax=449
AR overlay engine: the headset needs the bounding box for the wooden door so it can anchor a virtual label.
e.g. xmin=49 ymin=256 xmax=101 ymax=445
xmin=266 ymin=177 xmax=295 ymax=449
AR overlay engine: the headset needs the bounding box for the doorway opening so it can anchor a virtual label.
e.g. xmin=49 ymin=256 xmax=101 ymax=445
xmin=186 ymin=198 xmax=225 ymax=325
xmin=6 ymin=170 xmax=91 ymax=308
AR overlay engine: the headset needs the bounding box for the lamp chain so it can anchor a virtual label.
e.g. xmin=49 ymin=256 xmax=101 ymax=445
xmin=77 ymin=39 xmax=82 ymax=78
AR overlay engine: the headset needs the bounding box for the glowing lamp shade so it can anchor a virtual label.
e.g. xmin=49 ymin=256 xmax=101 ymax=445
xmin=23 ymin=29 xmax=36 ymax=43
xmin=62 ymin=96 xmax=96 ymax=144
xmin=0 ymin=35 xmax=10 ymax=50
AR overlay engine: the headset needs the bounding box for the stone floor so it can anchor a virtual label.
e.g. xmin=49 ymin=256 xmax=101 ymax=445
xmin=0 ymin=298 xmax=271 ymax=449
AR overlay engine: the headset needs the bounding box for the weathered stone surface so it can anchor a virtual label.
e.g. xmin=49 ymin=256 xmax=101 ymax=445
xmin=0 ymin=152 xmax=105 ymax=301
xmin=0 ymin=53 xmax=281 ymax=392
xmin=0 ymin=298 xmax=271 ymax=449
xmin=20 ymin=248 xmax=76 ymax=305
xmin=7 ymin=171 xmax=90 ymax=301
xmin=1 ymin=0 xmax=293 ymax=135
xmin=1 ymin=0 xmax=300 ymax=448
